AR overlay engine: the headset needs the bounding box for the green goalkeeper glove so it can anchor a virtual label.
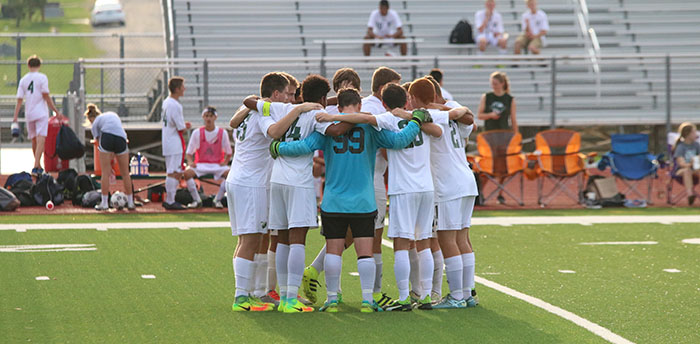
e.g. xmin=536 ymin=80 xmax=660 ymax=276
xmin=410 ymin=109 xmax=432 ymax=126
xmin=269 ymin=140 xmax=281 ymax=159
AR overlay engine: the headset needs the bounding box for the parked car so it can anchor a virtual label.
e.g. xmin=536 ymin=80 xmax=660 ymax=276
xmin=91 ymin=0 xmax=125 ymax=26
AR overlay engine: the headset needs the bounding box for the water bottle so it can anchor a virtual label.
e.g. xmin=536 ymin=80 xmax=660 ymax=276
xmin=140 ymin=155 xmax=149 ymax=176
xmin=130 ymin=155 xmax=138 ymax=175
xmin=136 ymin=152 xmax=143 ymax=175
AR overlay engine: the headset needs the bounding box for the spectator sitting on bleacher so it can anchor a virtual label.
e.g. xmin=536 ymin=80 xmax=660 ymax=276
xmin=672 ymin=122 xmax=700 ymax=205
xmin=475 ymin=0 xmax=509 ymax=55
xmin=183 ymin=106 xmax=232 ymax=209
xmin=363 ymin=0 xmax=407 ymax=56
xmin=429 ymin=68 xmax=454 ymax=101
xmin=514 ymin=0 xmax=549 ymax=55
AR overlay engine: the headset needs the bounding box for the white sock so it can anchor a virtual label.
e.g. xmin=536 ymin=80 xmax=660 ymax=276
xmin=215 ymin=183 xmax=226 ymax=202
xmin=276 ymin=244 xmax=289 ymax=299
xmin=186 ymin=179 xmax=201 ymax=203
xmin=462 ymin=253 xmax=475 ymax=297
xmin=310 ymin=245 xmax=326 ymax=272
xmin=408 ymin=247 xmax=419 ymax=294
xmin=165 ymin=177 xmax=178 ymax=204
xmin=417 ymin=248 xmax=434 ymax=299
xmin=444 ymin=255 xmax=464 ymax=300
xmin=287 ymin=244 xmax=305 ymax=300
xmin=254 ymin=254 xmax=268 ymax=297
xmin=233 ymin=257 xmax=254 ymax=298
xmin=101 ymin=194 xmax=108 ymax=208
xmin=267 ymin=250 xmax=277 ymax=292
xmin=127 ymin=194 xmax=134 ymax=207
xmin=324 ymin=253 xmax=342 ymax=302
xmin=357 ymin=257 xmax=376 ymax=303
xmin=499 ymin=48 xmax=507 ymax=55
xmin=432 ymin=250 xmax=444 ymax=297
xmin=394 ymin=250 xmax=410 ymax=301
xmin=373 ymin=253 xmax=383 ymax=293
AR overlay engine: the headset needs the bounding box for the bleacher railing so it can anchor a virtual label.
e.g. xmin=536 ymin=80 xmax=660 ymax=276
xmin=573 ymin=0 xmax=601 ymax=102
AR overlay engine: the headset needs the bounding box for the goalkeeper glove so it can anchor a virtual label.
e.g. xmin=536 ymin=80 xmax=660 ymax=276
xmin=410 ymin=109 xmax=432 ymax=126
xmin=269 ymin=140 xmax=281 ymax=159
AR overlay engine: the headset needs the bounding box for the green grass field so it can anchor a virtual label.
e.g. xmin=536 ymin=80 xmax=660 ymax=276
xmin=1 ymin=210 xmax=699 ymax=343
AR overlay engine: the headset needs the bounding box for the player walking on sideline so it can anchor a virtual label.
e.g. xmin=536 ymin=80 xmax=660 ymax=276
xmin=270 ymin=88 xmax=430 ymax=312
xmin=229 ymin=73 xmax=321 ymax=312
xmin=161 ymin=77 xmax=192 ymax=210
xmin=183 ymin=106 xmax=232 ymax=209
xmin=12 ymin=55 xmax=63 ymax=175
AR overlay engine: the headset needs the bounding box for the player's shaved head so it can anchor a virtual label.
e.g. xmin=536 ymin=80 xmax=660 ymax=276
xmin=337 ymin=88 xmax=362 ymax=108
xmin=381 ymin=84 xmax=407 ymax=110
xmin=371 ymin=67 xmax=401 ymax=93
xmin=301 ymin=74 xmax=331 ymax=104
xmin=408 ymin=78 xmax=435 ymax=105
xmin=260 ymin=72 xmax=289 ymax=98
xmin=332 ymin=68 xmax=361 ymax=92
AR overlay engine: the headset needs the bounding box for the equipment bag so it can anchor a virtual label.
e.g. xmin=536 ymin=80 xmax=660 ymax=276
xmin=81 ymin=190 xmax=101 ymax=208
xmin=57 ymin=168 xmax=79 ymax=197
xmin=72 ymin=174 xmax=99 ymax=206
xmin=449 ymin=19 xmax=475 ymax=44
xmin=4 ymin=171 xmax=32 ymax=189
xmin=31 ymin=174 xmax=65 ymax=206
xmin=55 ymin=124 xmax=85 ymax=160
xmin=10 ymin=179 xmax=35 ymax=206
xmin=584 ymin=175 xmax=626 ymax=208
xmin=0 ymin=187 xmax=20 ymax=211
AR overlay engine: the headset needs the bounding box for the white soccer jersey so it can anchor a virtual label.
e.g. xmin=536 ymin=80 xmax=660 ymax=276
xmin=257 ymin=101 xmax=332 ymax=189
xmin=227 ymin=106 xmax=274 ymax=188
xmin=444 ymin=100 xmax=476 ymax=141
xmin=16 ymin=72 xmax=50 ymax=121
xmin=362 ymin=95 xmax=389 ymax=192
xmin=161 ymin=97 xmax=186 ymax=156
xmin=430 ymin=116 xmax=479 ymax=202
xmin=325 ymin=105 xmax=340 ymax=115
xmin=375 ymin=109 xmax=448 ymax=195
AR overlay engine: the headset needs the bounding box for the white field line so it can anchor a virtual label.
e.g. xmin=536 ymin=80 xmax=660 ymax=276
xmin=0 ymin=244 xmax=97 ymax=253
xmin=378 ymin=239 xmax=635 ymax=344
xmin=3 ymin=215 xmax=700 ymax=232
xmin=579 ymin=241 xmax=658 ymax=245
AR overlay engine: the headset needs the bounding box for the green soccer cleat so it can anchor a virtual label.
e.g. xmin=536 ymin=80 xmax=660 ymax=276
xmin=302 ymin=266 xmax=321 ymax=304
xmin=319 ymin=299 xmax=339 ymax=313
xmin=248 ymin=295 xmax=275 ymax=311
xmin=360 ymin=300 xmax=384 ymax=313
xmin=232 ymin=295 xmax=271 ymax=312
xmin=337 ymin=291 xmax=343 ymax=304
xmin=283 ymin=298 xmax=314 ymax=313
xmin=409 ymin=290 xmax=420 ymax=303
xmin=432 ymin=294 xmax=467 ymax=309
xmin=415 ymin=294 xmax=433 ymax=310
xmin=373 ymin=292 xmax=394 ymax=310
xmin=277 ymin=296 xmax=287 ymax=312
xmin=465 ymin=296 xmax=478 ymax=308
xmin=471 ymin=289 xmax=480 ymax=305
xmin=385 ymin=297 xmax=412 ymax=312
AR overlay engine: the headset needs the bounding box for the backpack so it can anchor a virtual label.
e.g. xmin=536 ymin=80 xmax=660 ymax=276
xmin=57 ymin=168 xmax=79 ymax=198
xmin=81 ymin=190 xmax=101 ymax=208
xmin=10 ymin=179 xmax=35 ymax=206
xmin=175 ymin=188 xmax=206 ymax=206
xmin=4 ymin=171 xmax=32 ymax=189
xmin=31 ymin=174 xmax=65 ymax=206
xmin=0 ymin=187 xmax=20 ymax=211
xmin=449 ymin=19 xmax=475 ymax=44
xmin=148 ymin=185 xmax=166 ymax=202
xmin=72 ymin=174 xmax=99 ymax=206
xmin=583 ymin=175 xmax=626 ymax=208
xmin=55 ymin=124 xmax=85 ymax=160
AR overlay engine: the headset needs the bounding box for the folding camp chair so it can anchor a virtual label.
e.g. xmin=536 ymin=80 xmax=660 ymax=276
xmin=597 ymin=134 xmax=660 ymax=204
xmin=666 ymin=132 xmax=700 ymax=205
xmin=467 ymin=130 xmax=526 ymax=206
xmin=532 ymin=129 xmax=594 ymax=207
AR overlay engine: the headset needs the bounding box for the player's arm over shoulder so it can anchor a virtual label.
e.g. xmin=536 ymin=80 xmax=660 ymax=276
xmin=278 ymin=131 xmax=326 ymax=157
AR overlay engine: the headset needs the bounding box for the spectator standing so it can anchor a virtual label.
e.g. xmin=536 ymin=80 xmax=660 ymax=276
xmin=475 ymin=0 xmax=508 ymax=55
xmin=514 ymin=0 xmax=549 ymax=55
xmin=429 ymin=68 xmax=454 ymax=102
xmin=364 ymin=0 xmax=408 ymax=56
xmin=12 ymin=55 xmax=63 ymax=175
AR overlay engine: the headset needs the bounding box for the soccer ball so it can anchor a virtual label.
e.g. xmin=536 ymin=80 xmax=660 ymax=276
xmin=110 ymin=191 xmax=128 ymax=209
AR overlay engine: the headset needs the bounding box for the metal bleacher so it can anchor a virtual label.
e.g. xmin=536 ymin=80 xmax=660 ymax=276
xmin=168 ymin=0 xmax=700 ymax=126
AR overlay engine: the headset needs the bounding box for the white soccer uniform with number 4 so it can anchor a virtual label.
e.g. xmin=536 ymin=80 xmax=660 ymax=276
xmin=257 ymin=101 xmax=332 ymax=230
xmin=375 ymin=109 xmax=449 ymax=240
xmin=430 ymin=102 xmax=479 ymax=231
xmin=226 ymin=106 xmax=274 ymax=236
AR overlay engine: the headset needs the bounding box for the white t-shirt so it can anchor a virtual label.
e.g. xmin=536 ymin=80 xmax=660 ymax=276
xmin=186 ymin=126 xmax=232 ymax=156
xmin=475 ymin=10 xmax=504 ymax=36
xmin=257 ymin=101 xmax=332 ymax=189
xmin=91 ymin=112 xmax=127 ymax=140
xmin=325 ymin=105 xmax=339 ymax=115
xmin=362 ymin=95 xmax=390 ymax=192
xmin=522 ymin=9 xmax=549 ymax=36
xmin=367 ymin=9 xmax=402 ymax=37
xmin=430 ymin=117 xmax=478 ymax=202
xmin=227 ymin=107 xmax=274 ymax=188
xmin=375 ymin=109 xmax=448 ymax=195
xmin=16 ymin=72 xmax=50 ymax=121
xmin=441 ymin=87 xmax=454 ymax=101
xmin=161 ymin=96 xmax=186 ymax=156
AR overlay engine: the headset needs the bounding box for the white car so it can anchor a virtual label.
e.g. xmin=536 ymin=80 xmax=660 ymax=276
xmin=91 ymin=0 xmax=125 ymax=26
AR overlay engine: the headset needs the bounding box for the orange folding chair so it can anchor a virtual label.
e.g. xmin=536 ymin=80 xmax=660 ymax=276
xmin=468 ymin=130 xmax=526 ymax=205
xmin=532 ymin=129 xmax=594 ymax=207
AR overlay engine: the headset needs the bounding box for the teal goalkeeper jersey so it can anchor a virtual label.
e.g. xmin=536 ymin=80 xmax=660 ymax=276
xmin=278 ymin=120 xmax=421 ymax=214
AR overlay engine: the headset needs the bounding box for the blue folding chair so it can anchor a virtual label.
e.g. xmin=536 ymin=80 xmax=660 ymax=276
xmin=598 ymin=134 xmax=660 ymax=204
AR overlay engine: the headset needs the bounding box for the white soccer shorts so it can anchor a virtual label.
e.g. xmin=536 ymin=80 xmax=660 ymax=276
xmin=268 ymin=183 xmax=318 ymax=230
xmin=227 ymin=183 xmax=269 ymax=236
xmin=436 ymin=196 xmax=476 ymax=231
xmin=27 ymin=117 xmax=48 ymax=139
xmin=374 ymin=188 xmax=388 ymax=230
xmin=477 ymin=32 xmax=499 ymax=47
xmin=193 ymin=163 xmax=229 ymax=180
xmin=164 ymin=154 xmax=184 ymax=174
xmin=387 ymin=191 xmax=435 ymax=241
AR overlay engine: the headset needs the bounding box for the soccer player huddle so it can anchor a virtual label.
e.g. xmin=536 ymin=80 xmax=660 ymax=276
xmin=227 ymin=66 xmax=479 ymax=313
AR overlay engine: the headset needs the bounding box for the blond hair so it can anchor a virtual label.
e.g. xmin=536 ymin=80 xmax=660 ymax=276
xmin=673 ymin=122 xmax=697 ymax=153
xmin=490 ymin=71 xmax=510 ymax=93
xmin=84 ymin=103 xmax=101 ymax=126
